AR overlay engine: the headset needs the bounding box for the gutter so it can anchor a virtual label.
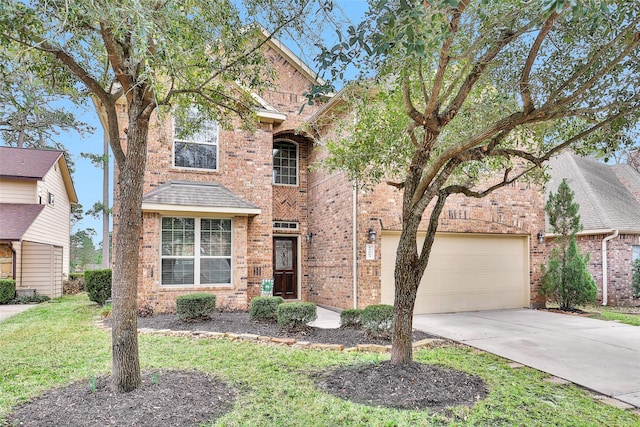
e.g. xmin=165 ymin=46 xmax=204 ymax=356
xmin=601 ymin=229 xmax=619 ymax=306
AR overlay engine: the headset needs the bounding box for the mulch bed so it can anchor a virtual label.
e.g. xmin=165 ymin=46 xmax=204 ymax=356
xmin=133 ymin=311 xmax=437 ymax=348
xmin=316 ymin=360 xmax=487 ymax=411
xmin=5 ymin=370 xmax=235 ymax=427
xmin=5 ymin=312 xmax=488 ymax=426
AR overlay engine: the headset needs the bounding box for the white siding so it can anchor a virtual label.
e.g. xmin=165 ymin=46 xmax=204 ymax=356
xmin=22 ymin=162 xmax=72 ymax=277
xmin=0 ymin=178 xmax=37 ymax=203
xmin=20 ymin=241 xmax=62 ymax=298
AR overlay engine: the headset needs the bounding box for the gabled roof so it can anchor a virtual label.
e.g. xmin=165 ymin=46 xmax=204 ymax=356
xmin=0 ymin=146 xmax=78 ymax=203
xmin=546 ymin=152 xmax=640 ymax=233
xmin=142 ymin=181 xmax=261 ymax=216
xmin=0 ymin=203 xmax=45 ymax=241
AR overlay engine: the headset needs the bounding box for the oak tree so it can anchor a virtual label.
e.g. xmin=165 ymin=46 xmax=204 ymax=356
xmin=1 ymin=0 xmax=318 ymax=392
xmin=314 ymin=0 xmax=640 ymax=364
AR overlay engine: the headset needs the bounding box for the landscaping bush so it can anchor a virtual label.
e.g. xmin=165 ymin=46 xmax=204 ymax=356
xmin=85 ymin=269 xmax=112 ymax=305
xmin=63 ymin=273 xmax=85 ymax=295
xmin=11 ymin=294 xmax=50 ymax=304
xmin=541 ymin=237 xmax=597 ymax=310
xmin=633 ymin=258 xmax=640 ymax=299
xmin=0 ymin=279 xmax=16 ymax=304
xmin=249 ymin=296 xmax=284 ymax=322
xmin=176 ymin=293 xmax=216 ymax=322
xmin=361 ymin=304 xmax=394 ymax=337
xmin=340 ymin=308 xmax=364 ymax=328
xmin=276 ymin=302 xmax=317 ymax=330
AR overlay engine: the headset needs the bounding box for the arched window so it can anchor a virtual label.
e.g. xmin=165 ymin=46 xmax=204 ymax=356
xmin=273 ymin=140 xmax=297 ymax=185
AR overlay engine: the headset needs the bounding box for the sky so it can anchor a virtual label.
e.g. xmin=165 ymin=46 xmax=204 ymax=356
xmin=57 ymin=1 xmax=370 ymax=244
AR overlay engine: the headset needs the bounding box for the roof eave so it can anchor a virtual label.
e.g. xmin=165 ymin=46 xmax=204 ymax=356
xmin=141 ymin=202 xmax=261 ymax=217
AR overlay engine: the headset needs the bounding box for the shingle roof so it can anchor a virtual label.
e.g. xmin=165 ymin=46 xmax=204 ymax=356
xmin=546 ymin=153 xmax=640 ymax=233
xmin=0 ymin=146 xmax=63 ymax=179
xmin=0 ymin=203 xmax=45 ymax=240
xmin=142 ymin=181 xmax=261 ymax=215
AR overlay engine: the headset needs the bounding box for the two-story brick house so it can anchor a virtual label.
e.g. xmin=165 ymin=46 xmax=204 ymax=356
xmin=0 ymin=146 xmax=77 ymax=298
xmin=116 ymin=37 xmax=547 ymax=314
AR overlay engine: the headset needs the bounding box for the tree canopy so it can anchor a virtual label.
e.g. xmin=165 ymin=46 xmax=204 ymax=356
xmin=313 ymin=0 xmax=639 ymax=364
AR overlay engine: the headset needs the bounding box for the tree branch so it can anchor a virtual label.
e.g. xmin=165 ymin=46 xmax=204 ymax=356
xmin=402 ymin=75 xmax=425 ymax=125
xmin=520 ymin=12 xmax=558 ymax=113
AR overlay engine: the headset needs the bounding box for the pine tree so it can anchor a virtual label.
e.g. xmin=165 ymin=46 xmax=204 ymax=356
xmin=541 ymin=179 xmax=597 ymax=310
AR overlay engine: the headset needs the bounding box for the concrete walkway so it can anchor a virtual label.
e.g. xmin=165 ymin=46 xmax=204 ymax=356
xmin=0 ymin=304 xmax=35 ymax=322
xmin=413 ymin=309 xmax=640 ymax=408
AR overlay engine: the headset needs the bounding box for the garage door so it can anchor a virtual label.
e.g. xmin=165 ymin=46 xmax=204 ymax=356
xmin=381 ymin=232 xmax=529 ymax=314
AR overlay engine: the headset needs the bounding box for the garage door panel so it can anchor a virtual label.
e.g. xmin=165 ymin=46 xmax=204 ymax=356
xmin=381 ymin=233 xmax=529 ymax=314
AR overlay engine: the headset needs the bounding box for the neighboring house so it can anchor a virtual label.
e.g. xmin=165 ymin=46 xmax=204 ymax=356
xmin=0 ymin=146 xmax=78 ymax=298
xmin=546 ymin=152 xmax=640 ymax=307
xmin=116 ymin=36 xmax=550 ymax=315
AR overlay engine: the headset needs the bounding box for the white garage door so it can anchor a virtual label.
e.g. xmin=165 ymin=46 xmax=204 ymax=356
xmin=381 ymin=232 xmax=529 ymax=314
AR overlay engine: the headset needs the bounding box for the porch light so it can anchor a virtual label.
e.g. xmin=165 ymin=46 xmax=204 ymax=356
xmin=537 ymin=232 xmax=545 ymax=244
xmin=306 ymin=231 xmax=314 ymax=243
xmin=367 ymin=227 xmax=377 ymax=243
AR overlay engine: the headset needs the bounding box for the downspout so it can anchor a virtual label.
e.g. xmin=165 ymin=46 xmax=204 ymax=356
xmin=8 ymin=241 xmax=16 ymax=280
xmin=601 ymin=229 xmax=618 ymax=306
xmin=352 ymin=184 xmax=358 ymax=309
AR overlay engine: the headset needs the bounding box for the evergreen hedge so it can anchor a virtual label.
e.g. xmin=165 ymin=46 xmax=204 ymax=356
xmin=85 ymin=269 xmax=112 ymax=305
xmin=361 ymin=304 xmax=394 ymax=337
xmin=249 ymin=296 xmax=284 ymax=322
xmin=0 ymin=279 xmax=16 ymax=304
xmin=176 ymin=293 xmax=216 ymax=322
xmin=276 ymin=302 xmax=317 ymax=329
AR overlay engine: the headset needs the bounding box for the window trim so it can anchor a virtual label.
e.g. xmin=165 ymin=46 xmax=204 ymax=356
xmin=172 ymin=109 xmax=220 ymax=172
xmin=273 ymin=139 xmax=298 ymax=186
xmin=160 ymin=216 xmax=233 ymax=288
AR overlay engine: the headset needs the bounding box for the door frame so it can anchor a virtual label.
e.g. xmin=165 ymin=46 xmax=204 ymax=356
xmin=272 ymin=235 xmax=301 ymax=300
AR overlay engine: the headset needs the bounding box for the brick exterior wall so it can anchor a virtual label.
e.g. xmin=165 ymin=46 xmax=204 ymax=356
xmin=544 ymin=233 xmax=640 ymax=308
xmin=307 ymin=140 xmax=547 ymax=310
xmin=112 ymin=43 xmax=322 ymax=313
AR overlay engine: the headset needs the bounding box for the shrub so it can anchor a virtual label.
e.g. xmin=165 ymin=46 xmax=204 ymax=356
xmin=0 ymin=279 xmax=16 ymax=304
xmin=633 ymin=258 xmax=640 ymax=299
xmin=85 ymin=269 xmax=112 ymax=305
xmin=176 ymin=293 xmax=216 ymax=322
xmin=541 ymin=237 xmax=597 ymax=310
xmin=276 ymin=302 xmax=317 ymax=330
xmin=340 ymin=308 xmax=364 ymax=328
xmin=361 ymin=304 xmax=394 ymax=337
xmin=249 ymin=296 xmax=284 ymax=322
xmin=11 ymin=294 xmax=50 ymax=304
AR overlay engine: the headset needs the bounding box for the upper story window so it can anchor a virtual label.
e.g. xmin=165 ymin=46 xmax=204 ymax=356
xmin=173 ymin=108 xmax=219 ymax=171
xmin=273 ymin=140 xmax=298 ymax=186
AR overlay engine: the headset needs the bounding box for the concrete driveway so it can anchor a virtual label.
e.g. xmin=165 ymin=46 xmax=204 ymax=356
xmin=413 ymin=309 xmax=640 ymax=408
xmin=0 ymin=304 xmax=34 ymax=322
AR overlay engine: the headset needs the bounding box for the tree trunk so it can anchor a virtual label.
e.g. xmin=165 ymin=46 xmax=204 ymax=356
xmin=102 ymin=132 xmax=110 ymax=268
xmin=111 ymin=103 xmax=149 ymax=393
xmin=391 ymin=217 xmax=422 ymax=365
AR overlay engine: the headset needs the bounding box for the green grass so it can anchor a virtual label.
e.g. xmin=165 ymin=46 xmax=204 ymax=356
xmin=1 ymin=295 xmax=639 ymax=426
xmin=594 ymin=310 xmax=640 ymax=326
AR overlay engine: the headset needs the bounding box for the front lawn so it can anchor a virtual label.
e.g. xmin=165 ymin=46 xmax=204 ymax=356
xmin=1 ymin=294 xmax=638 ymax=426
xmin=585 ymin=305 xmax=640 ymax=327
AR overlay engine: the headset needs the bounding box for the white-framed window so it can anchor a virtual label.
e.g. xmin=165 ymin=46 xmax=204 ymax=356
xmin=273 ymin=221 xmax=299 ymax=230
xmin=161 ymin=217 xmax=232 ymax=286
xmin=633 ymin=245 xmax=640 ymax=262
xmin=173 ymin=108 xmax=219 ymax=171
xmin=273 ymin=140 xmax=298 ymax=185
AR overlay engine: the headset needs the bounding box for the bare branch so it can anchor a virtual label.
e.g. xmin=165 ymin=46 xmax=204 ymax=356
xmin=426 ymin=0 xmax=469 ymax=116
xmin=549 ymin=17 xmax=640 ymax=102
xmin=442 ymin=20 xmax=536 ymax=125
xmin=416 ymin=191 xmax=447 ymax=273
xmin=402 ymin=76 xmax=425 ymax=125
xmin=520 ymin=12 xmax=558 ymax=113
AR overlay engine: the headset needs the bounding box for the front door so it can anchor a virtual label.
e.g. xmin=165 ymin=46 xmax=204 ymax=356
xmin=273 ymin=237 xmax=297 ymax=299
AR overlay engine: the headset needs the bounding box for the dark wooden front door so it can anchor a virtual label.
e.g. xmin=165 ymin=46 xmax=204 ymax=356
xmin=273 ymin=237 xmax=297 ymax=299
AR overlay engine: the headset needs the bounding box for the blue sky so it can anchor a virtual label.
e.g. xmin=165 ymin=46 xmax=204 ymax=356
xmin=60 ymin=1 xmax=369 ymax=244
